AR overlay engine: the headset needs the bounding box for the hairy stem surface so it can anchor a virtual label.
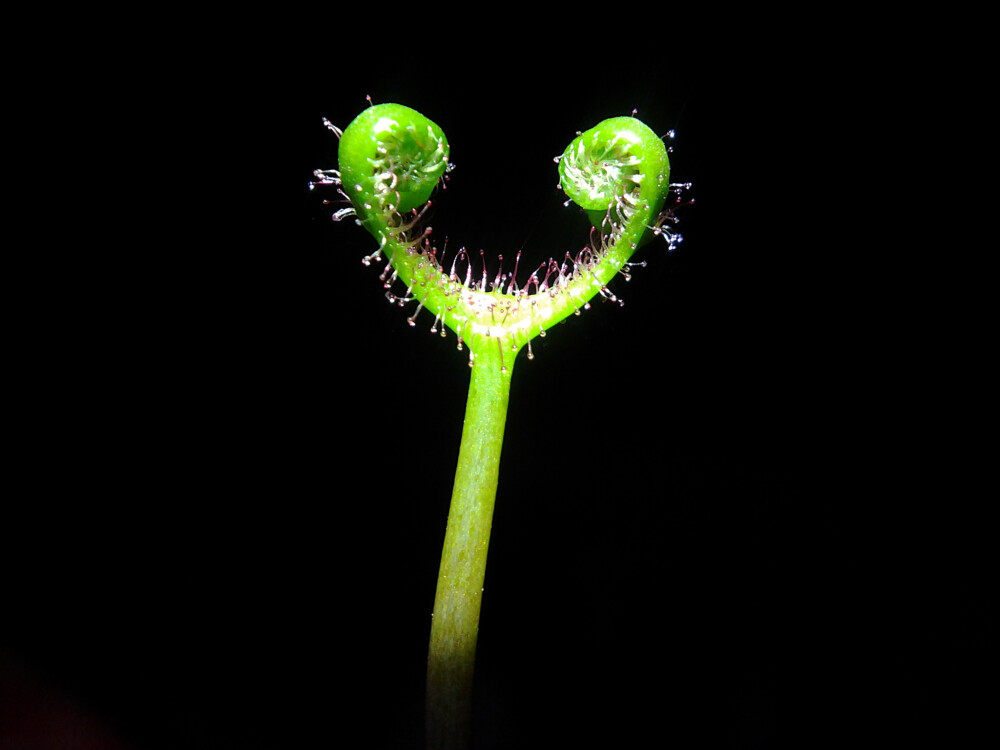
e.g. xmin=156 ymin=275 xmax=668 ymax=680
xmin=426 ymin=343 xmax=513 ymax=750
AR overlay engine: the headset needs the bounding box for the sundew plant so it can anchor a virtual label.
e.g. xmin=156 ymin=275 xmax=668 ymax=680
xmin=311 ymin=102 xmax=689 ymax=749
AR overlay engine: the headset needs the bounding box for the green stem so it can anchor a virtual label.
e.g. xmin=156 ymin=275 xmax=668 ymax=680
xmin=328 ymin=104 xmax=680 ymax=749
xmin=426 ymin=342 xmax=514 ymax=750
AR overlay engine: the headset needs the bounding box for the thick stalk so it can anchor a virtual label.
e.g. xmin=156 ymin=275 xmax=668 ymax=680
xmin=426 ymin=343 xmax=514 ymax=750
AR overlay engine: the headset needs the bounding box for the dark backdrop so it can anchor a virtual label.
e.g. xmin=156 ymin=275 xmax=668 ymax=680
xmin=4 ymin=39 xmax=986 ymax=750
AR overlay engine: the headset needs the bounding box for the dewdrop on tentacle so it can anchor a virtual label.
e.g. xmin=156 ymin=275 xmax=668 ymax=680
xmin=316 ymin=102 xmax=686 ymax=371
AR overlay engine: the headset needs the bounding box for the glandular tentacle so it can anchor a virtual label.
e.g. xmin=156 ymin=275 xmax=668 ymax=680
xmin=324 ymin=104 xmax=681 ymax=369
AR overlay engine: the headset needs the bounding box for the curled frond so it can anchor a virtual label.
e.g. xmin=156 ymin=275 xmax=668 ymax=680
xmin=326 ymin=104 xmax=681 ymax=368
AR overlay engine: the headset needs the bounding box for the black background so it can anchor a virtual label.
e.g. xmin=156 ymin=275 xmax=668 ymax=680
xmin=3 ymin=34 xmax=990 ymax=750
